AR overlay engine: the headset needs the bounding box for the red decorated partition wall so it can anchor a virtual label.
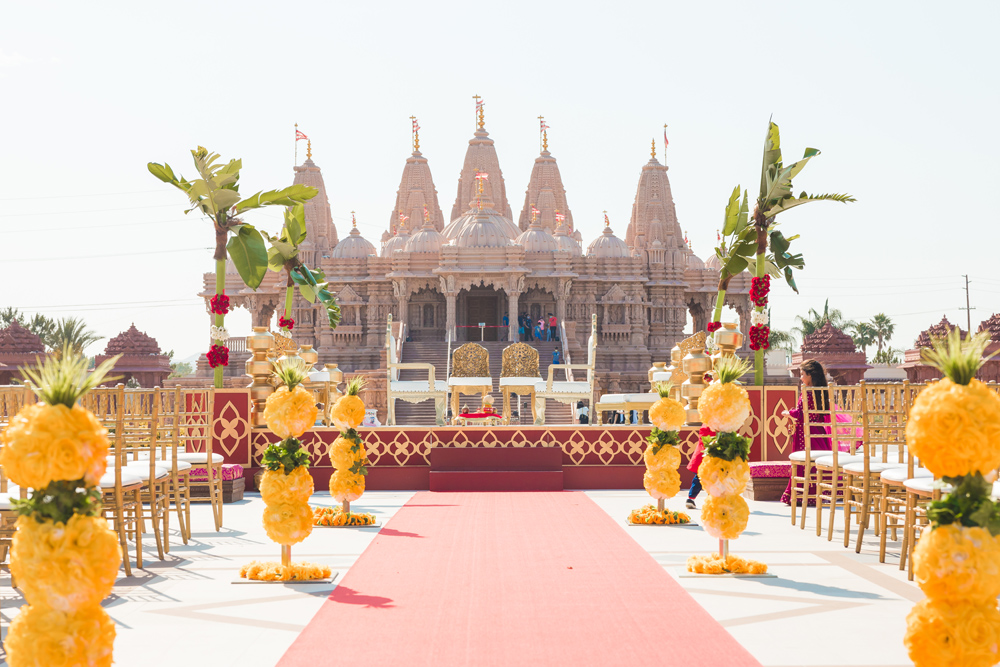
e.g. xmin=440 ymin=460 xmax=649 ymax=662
xmin=205 ymin=387 xmax=797 ymax=490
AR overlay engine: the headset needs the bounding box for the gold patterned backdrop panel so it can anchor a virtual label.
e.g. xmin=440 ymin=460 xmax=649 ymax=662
xmin=765 ymin=395 xmax=795 ymax=456
xmin=501 ymin=343 xmax=540 ymax=378
xmin=678 ymin=331 xmax=707 ymax=356
xmin=452 ymin=343 xmax=490 ymax=378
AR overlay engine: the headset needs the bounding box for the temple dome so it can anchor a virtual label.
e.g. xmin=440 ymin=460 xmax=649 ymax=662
xmin=705 ymin=254 xmax=722 ymax=270
xmin=801 ymin=322 xmax=857 ymax=354
xmin=915 ymin=316 xmax=966 ymax=348
xmin=553 ymin=221 xmax=579 ymax=254
xmin=455 ymin=211 xmax=511 ymax=248
xmin=978 ymin=313 xmax=1000 ymax=341
xmin=381 ymin=224 xmax=411 ymax=257
xmin=686 ymin=251 xmax=705 ymax=270
xmin=587 ymin=224 xmax=630 ymax=258
xmin=0 ymin=321 xmax=45 ymax=354
xmin=515 ymin=216 xmax=559 ymax=252
xmin=331 ymin=224 xmax=376 ymax=259
xmin=406 ymin=217 xmax=446 ymax=253
xmin=104 ymin=324 xmax=161 ymax=355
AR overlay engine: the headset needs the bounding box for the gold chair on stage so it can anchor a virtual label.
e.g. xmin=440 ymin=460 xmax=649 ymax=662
xmin=534 ymin=314 xmax=597 ymax=425
xmin=384 ymin=314 xmax=448 ymax=425
xmin=499 ymin=342 xmax=541 ymax=423
xmin=448 ymin=343 xmax=493 ymax=418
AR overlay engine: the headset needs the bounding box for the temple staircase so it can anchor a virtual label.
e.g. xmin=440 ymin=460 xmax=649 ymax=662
xmin=393 ymin=340 xmax=576 ymax=426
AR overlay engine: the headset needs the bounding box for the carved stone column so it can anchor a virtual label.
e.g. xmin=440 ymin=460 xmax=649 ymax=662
xmin=556 ymin=279 xmax=571 ymax=338
xmin=392 ymin=279 xmax=409 ymax=331
xmin=440 ymin=275 xmax=458 ymax=342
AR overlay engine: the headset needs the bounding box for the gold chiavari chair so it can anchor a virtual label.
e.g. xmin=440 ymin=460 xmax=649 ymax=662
xmin=902 ymin=477 xmax=949 ymax=580
xmin=813 ymin=387 xmax=868 ymax=539
xmin=120 ymin=388 xmax=172 ymax=560
xmin=877 ymin=383 xmax=928 ymax=563
xmin=85 ymin=384 xmax=144 ymax=576
xmin=841 ymin=382 xmax=909 ymax=551
xmin=787 ymin=386 xmax=812 ymax=529
xmin=176 ymin=389 xmax=223 ymax=532
xmin=157 ymin=388 xmax=192 ymax=544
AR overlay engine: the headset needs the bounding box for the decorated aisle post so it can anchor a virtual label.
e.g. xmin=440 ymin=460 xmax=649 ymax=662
xmin=240 ymin=357 xmax=330 ymax=581
xmin=313 ymin=377 xmax=377 ymax=527
xmin=628 ymin=384 xmax=691 ymax=525
xmin=1 ymin=350 xmax=121 ymax=666
xmin=687 ymin=356 xmax=768 ymax=574
xmin=903 ymin=330 xmax=1000 ymax=666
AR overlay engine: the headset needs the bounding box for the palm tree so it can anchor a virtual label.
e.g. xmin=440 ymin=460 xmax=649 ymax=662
xmin=850 ymin=321 xmax=877 ymax=358
xmin=870 ymin=313 xmax=895 ymax=355
xmin=47 ymin=318 xmax=102 ymax=357
xmin=768 ymin=328 xmax=797 ymax=351
xmin=791 ymin=300 xmax=856 ymax=341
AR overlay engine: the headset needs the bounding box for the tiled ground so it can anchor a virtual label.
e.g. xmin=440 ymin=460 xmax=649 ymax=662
xmin=0 ymin=491 xmax=918 ymax=667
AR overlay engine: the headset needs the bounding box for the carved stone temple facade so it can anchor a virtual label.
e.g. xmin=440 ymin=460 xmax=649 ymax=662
xmin=204 ymin=113 xmax=751 ymax=395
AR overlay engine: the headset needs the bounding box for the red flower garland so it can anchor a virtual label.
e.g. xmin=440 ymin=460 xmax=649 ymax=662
xmin=210 ymin=294 xmax=231 ymax=315
xmin=699 ymin=425 xmax=716 ymax=439
xmin=207 ymin=344 xmax=229 ymax=368
xmin=702 ymin=372 xmax=713 ymax=383
xmin=278 ymin=316 xmax=295 ymax=331
xmin=749 ymin=275 xmax=771 ymax=308
xmin=706 ymin=321 xmax=722 ymax=334
xmin=749 ymin=324 xmax=770 ymax=351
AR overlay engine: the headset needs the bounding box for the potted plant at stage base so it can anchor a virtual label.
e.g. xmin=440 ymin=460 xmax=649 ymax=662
xmin=687 ymin=356 xmax=768 ymax=575
xmin=0 ymin=349 xmax=122 ymax=666
xmin=240 ymin=358 xmax=330 ymax=581
xmin=313 ymin=377 xmax=377 ymax=527
xmin=629 ymin=383 xmax=691 ymax=525
xmin=903 ymin=330 xmax=1000 ymax=667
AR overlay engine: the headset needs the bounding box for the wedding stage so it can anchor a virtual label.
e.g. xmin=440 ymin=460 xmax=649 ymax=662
xmin=207 ymin=386 xmax=798 ymax=491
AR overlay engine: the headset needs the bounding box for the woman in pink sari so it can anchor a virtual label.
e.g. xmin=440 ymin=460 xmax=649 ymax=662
xmin=780 ymin=359 xmax=832 ymax=505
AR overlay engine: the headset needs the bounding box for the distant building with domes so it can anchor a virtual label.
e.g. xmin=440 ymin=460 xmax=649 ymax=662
xmin=205 ymin=106 xmax=751 ymax=395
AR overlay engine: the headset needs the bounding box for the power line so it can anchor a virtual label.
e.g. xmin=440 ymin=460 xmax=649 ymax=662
xmin=0 ymin=203 xmax=181 ymax=217
xmin=0 ymin=217 xmax=201 ymax=234
xmin=11 ymin=298 xmax=199 ymax=309
xmin=0 ymin=189 xmax=170 ymax=201
xmin=3 ymin=247 xmax=210 ymax=262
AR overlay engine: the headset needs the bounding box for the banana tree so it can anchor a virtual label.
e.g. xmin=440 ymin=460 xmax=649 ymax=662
xmin=148 ymin=147 xmax=317 ymax=388
xmin=265 ymin=203 xmax=341 ymax=337
xmin=709 ymin=122 xmax=855 ymax=385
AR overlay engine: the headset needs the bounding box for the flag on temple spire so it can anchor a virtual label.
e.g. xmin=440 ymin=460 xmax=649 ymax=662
xmin=296 ymin=129 xmax=309 ymax=141
xmin=717 ymin=229 xmax=721 ymax=241
xmin=663 ymin=124 xmax=669 ymax=148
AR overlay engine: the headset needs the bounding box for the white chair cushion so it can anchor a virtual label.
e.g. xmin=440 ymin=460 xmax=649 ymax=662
xmin=448 ymin=376 xmax=492 ymax=387
xmin=651 ymin=372 xmax=672 ymax=383
xmin=391 ymin=380 xmax=448 ymax=393
xmin=598 ymin=393 xmax=657 ymax=405
xmin=123 ymin=462 xmax=170 ymax=481
xmin=127 ymin=453 xmax=193 ymax=471
xmin=905 ymin=478 xmax=952 ymax=494
xmin=843 ymin=460 xmax=906 ymax=474
xmin=98 ymin=470 xmax=144 ymax=490
xmin=812 ymin=453 xmax=866 ymax=467
xmin=499 ymin=376 xmax=541 ymax=387
xmin=881 ymin=467 xmax=932 ymax=483
xmin=789 ymin=450 xmax=836 ymax=462
xmin=176 ymin=452 xmax=225 ymax=465
xmin=0 ymin=493 xmax=15 ymax=510
xmin=535 ymin=381 xmax=590 ymax=394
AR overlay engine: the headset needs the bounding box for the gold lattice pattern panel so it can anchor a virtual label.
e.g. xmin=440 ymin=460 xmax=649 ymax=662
xmin=452 ymin=343 xmax=490 ymax=378
xmin=500 ymin=343 xmax=539 ymax=378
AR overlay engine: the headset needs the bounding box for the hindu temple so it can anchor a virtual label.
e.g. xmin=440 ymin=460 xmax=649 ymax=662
xmin=94 ymin=324 xmax=172 ymax=388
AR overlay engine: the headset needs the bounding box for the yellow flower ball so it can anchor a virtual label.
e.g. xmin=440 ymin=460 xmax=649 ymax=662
xmin=649 ymin=397 xmax=685 ymax=432
xmin=913 ymin=524 xmax=1000 ymax=603
xmin=259 ymin=467 xmax=314 ymax=507
xmin=328 ymin=436 xmax=357 ymax=470
xmin=6 ymin=604 xmax=116 ymax=667
xmin=332 ymin=394 xmax=366 ymax=431
xmin=261 ymin=502 xmax=314 ymax=545
xmin=0 ymin=403 xmax=108 ymax=490
xmin=643 ymin=444 xmax=681 ymax=472
xmin=905 ymin=598 xmax=1000 ymax=667
xmin=329 ymin=469 xmax=365 ymax=502
xmin=700 ymin=494 xmax=750 ymax=540
xmin=698 ymin=456 xmax=751 ymax=497
xmin=11 ymin=514 xmax=121 ymax=612
xmin=698 ymin=382 xmax=751 ymax=433
xmin=643 ymin=468 xmax=681 ymax=500
xmin=906 ymin=378 xmax=1000 ymax=477
xmin=263 ymin=385 xmax=318 ymax=440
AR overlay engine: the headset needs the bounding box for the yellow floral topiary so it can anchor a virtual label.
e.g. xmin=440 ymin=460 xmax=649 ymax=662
xmin=330 ymin=469 xmax=365 ymax=503
xmin=6 ymin=604 xmax=116 ymax=667
xmin=649 ymin=383 xmax=685 ymax=432
xmin=0 ymin=403 xmax=109 ymax=491
xmin=697 ymin=455 xmax=751 ymax=498
xmin=240 ymin=560 xmax=332 ymax=582
xmin=687 ymin=553 xmax=768 ymax=575
xmin=263 ymin=357 xmax=318 ymax=439
xmin=906 ymin=330 xmax=1000 ymax=477
xmin=12 ymin=515 xmax=121 ymax=613
xmin=700 ymin=494 xmax=750 ymax=540
xmin=643 ymin=443 xmax=681 ymax=472
xmin=331 ymin=376 xmax=367 ymax=431
xmin=262 ymin=502 xmax=314 ymax=545
xmin=913 ymin=524 xmax=1000 ymax=604
xmin=698 ymin=355 xmax=752 ymax=433
xmin=259 ymin=466 xmax=314 ymax=507
xmin=905 ymin=597 xmax=1000 ymax=667
xmin=643 ymin=468 xmax=681 ymax=500
xmin=328 ymin=436 xmax=356 ymax=470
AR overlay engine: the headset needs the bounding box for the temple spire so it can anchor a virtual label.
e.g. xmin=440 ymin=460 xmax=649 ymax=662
xmin=410 ymin=116 xmax=420 ymax=153
xmin=650 ymin=138 xmax=656 ymax=160
xmin=389 ymin=124 xmax=445 ymax=233
xmin=518 ymin=119 xmax=572 ymax=233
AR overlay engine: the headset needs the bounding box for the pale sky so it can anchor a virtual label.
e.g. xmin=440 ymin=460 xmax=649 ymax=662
xmin=1 ymin=1 xmax=998 ymax=362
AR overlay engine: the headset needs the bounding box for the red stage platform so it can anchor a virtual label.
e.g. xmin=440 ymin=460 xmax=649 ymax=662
xmin=201 ymin=387 xmax=797 ymax=490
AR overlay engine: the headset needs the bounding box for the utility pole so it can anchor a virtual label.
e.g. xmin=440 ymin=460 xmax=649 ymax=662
xmin=960 ymin=274 xmax=975 ymax=332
